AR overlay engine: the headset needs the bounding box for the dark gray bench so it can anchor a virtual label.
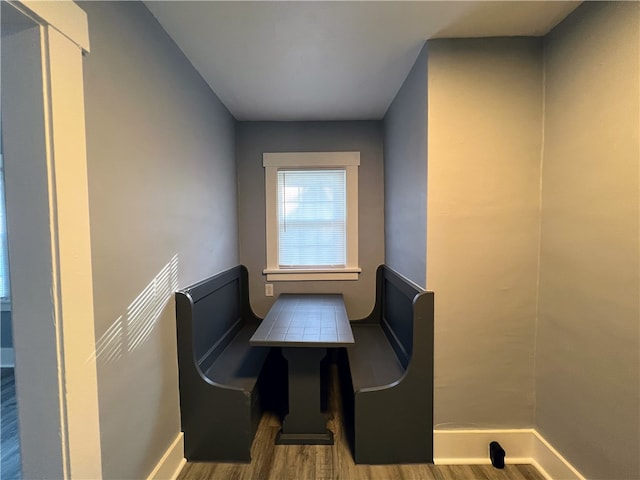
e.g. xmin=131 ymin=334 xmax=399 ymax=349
xmin=341 ymin=265 xmax=434 ymax=464
xmin=175 ymin=265 xmax=271 ymax=462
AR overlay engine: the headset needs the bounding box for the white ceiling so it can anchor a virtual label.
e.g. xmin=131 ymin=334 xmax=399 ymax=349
xmin=145 ymin=1 xmax=581 ymax=121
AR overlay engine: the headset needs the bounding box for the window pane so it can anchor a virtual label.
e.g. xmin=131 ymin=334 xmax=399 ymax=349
xmin=277 ymin=169 xmax=346 ymax=267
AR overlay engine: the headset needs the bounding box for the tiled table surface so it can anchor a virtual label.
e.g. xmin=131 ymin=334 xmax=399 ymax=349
xmin=250 ymin=294 xmax=354 ymax=347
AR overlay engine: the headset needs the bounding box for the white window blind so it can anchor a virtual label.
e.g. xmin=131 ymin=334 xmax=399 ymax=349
xmin=277 ymin=169 xmax=346 ymax=268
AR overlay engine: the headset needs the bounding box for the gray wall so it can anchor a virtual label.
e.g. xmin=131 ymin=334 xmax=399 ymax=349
xmin=383 ymin=43 xmax=428 ymax=288
xmin=0 ymin=311 xmax=11 ymax=348
xmin=0 ymin=125 xmax=7 ymax=351
xmin=0 ymin=124 xmax=7 ymax=352
xmin=81 ymin=2 xmax=238 ymax=478
xmin=537 ymin=2 xmax=640 ymax=478
xmin=236 ymin=121 xmax=384 ymax=319
xmin=426 ymin=37 xmax=543 ymax=428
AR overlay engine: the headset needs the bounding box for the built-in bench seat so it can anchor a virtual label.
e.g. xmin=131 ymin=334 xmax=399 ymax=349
xmin=201 ymin=324 xmax=267 ymax=391
xmin=175 ymin=265 xmax=272 ymax=463
xmin=341 ymin=265 xmax=435 ymax=464
xmin=347 ymin=324 xmax=404 ymax=391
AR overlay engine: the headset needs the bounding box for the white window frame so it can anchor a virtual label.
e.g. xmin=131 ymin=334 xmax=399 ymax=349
xmin=263 ymin=152 xmax=361 ymax=281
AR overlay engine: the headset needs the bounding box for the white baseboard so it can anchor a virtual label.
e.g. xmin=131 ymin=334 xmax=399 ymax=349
xmin=143 ymin=427 xmax=581 ymax=480
xmin=530 ymin=430 xmax=586 ymax=480
xmin=146 ymin=432 xmax=185 ymax=480
xmin=433 ymin=428 xmax=584 ymax=480
xmin=434 ymin=429 xmax=534 ymax=465
xmin=1 ymin=347 xmax=14 ymax=367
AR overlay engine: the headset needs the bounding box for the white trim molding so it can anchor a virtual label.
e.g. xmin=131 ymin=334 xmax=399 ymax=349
xmin=10 ymin=0 xmax=90 ymax=52
xmin=146 ymin=433 xmax=186 ymax=480
xmin=434 ymin=429 xmax=533 ymax=465
xmin=45 ymin=25 xmax=102 ymax=479
xmin=433 ymin=429 xmax=585 ymax=480
xmin=262 ymin=267 xmax=361 ymax=282
xmin=530 ymin=430 xmax=586 ymax=480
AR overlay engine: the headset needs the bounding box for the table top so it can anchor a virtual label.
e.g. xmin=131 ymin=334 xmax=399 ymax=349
xmin=249 ymin=294 xmax=354 ymax=347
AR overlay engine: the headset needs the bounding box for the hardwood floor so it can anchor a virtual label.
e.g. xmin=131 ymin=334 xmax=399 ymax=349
xmin=1 ymin=368 xmax=21 ymax=480
xmin=178 ymin=365 xmax=545 ymax=480
xmin=0 ymin=366 xmax=545 ymax=480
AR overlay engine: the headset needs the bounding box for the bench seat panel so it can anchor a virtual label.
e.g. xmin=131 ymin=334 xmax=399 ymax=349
xmin=204 ymin=324 xmax=270 ymax=391
xmin=348 ymin=324 xmax=404 ymax=391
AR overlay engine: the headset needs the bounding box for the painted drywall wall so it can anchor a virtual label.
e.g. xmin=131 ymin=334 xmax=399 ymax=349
xmin=427 ymin=37 xmax=543 ymax=428
xmin=236 ymin=121 xmax=384 ymax=319
xmin=537 ymin=3 xmax=640 ymax=478
xmin=383 ymin=43 xmax=428 ymax=288
xmin=0 ymin=126 xmax=8 ymax=353
xmin=81 ymin=2 xmax=238 ymax=478
xmin=1 ymin=309 xmax=12 ymax=368
xmin=0 ymin=124 xmax=10 ymax=357
xmin=0 ymin=311 xmax=11 ymax=349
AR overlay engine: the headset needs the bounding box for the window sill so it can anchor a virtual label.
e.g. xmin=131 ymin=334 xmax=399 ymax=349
xmin=263 ymin=268 xmax=361 ymax=282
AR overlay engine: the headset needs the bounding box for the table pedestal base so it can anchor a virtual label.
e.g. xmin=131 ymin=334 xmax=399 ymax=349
xmin=277 ymin=347 xmax=332 ymax=445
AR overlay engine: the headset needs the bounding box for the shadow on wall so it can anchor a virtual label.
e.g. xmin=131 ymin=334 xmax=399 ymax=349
xmin=90 ymin=254 xmax=179 ymax=364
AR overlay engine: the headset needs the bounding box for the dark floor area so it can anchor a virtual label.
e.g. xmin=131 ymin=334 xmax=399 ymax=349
xmin=1 ymin=368 xmax=20 ymax=480
xmin=178 ymin=365 xmax=546 ymax=480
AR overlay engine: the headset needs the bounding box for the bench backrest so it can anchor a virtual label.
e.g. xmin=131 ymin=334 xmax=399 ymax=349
xmin=377 ymin=266 xmax=424 ymax=369
xmin=176 ymin=265 xmax=258 ymax=373
xmin=380 ymin=267 xmax=419 ymax=369
xmin=357 ymin=265 xmax=432 ymax=371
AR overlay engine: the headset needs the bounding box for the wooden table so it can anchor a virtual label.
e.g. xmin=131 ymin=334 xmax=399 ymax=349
xmin=250 ymin=294 xmax=354 ymax=445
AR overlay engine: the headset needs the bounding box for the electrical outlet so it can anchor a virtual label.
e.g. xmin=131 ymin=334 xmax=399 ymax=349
xmin=265 ymin=283 xmax=274 ymax=297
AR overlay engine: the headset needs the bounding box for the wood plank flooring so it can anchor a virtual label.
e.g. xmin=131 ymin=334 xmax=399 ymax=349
xmin=1 ymin=368 xmax=21 ymax=480
xmin=178 ymin=365 xmax=545 ymax=480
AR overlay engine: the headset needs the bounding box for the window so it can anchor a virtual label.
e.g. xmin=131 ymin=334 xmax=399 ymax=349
xmin=263 ymin=152 xmax=360 ymax=281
